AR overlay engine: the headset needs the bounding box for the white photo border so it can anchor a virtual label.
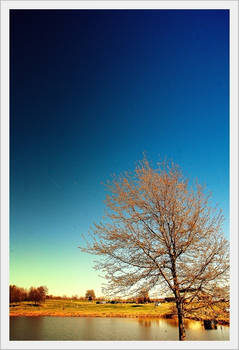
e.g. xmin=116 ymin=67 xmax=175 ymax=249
xmin=1 ymin=1 xmax=238 ymax=349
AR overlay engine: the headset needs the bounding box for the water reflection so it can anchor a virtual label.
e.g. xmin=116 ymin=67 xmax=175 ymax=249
xmin=138 ymin=319 xmax=152 ymax=327
xmin=10 ymin=317 xmax=44 ymax=340
xmin=10 ymin=316 xmax=229 ymax=341
xmin=138 ymin=317 xmax=217 ymax=331
xmin=185 ymin=320 xmax=202 ymax=330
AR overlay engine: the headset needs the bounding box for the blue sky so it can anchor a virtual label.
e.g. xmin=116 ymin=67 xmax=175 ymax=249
xmin=10 ymin=10 xmax=229 ymax=297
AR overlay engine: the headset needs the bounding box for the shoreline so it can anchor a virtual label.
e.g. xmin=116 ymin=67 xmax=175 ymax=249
xmin=9 ymin=311 xmax=230 ymax=325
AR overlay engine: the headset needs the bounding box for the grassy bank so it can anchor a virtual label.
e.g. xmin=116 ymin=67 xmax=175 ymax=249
xmin=9 ymin=299 xmax=229 ymax=325
xmin=10 ymin=300 xmax=173 ymax=318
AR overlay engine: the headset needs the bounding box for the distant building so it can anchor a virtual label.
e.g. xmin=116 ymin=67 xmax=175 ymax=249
xmin=154 ymin=301 xmax=161 ymax=306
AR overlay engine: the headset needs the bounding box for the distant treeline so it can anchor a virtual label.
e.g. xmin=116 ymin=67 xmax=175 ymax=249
xmin=46 ymin=295 xmax=165 ymax=304
xmin=10 ymin=285 xmax=167 ymax=304
xmin=10 ymin=285 xmax=48 ymax=304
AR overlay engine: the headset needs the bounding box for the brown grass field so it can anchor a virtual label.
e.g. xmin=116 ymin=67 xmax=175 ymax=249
xmin=9 ymin=299 xmax=229 ymax=325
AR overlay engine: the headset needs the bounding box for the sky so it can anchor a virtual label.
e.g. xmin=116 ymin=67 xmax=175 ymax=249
xmin=10 ymin=10 xmax=229 ymax=297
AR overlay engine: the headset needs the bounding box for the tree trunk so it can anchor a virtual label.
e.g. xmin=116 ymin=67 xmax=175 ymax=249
xmin=176 ymin=299 xmax=186 ymax=341
xmin=170 ymin=254 xmax=186 ymax=340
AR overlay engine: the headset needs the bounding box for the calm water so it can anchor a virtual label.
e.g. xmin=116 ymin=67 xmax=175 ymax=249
xmin=10 ymin=316 xmax=229 ymax=341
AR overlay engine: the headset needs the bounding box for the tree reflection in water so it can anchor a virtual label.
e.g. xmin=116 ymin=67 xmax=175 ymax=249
xmin=10 ymin=317 xmax=44 ymax=340
xmin=137 ymin=317 xmax=208 ymax=331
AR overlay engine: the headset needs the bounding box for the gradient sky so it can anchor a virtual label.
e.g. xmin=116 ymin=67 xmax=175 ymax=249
xmin=10 ymin=10 xmax=229 ymax=297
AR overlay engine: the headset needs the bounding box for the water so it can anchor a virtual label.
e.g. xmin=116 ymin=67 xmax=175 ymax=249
xmin=10 ymin=316 xmax=229 ymax=341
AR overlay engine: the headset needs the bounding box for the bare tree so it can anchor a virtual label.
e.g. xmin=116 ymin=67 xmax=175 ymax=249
xmin=37 ymin=286 xmax=48 ymax=302
xmin=137 ymin=288 xmax=150 ymax=304
xmin=85 ymin=289 xmax=96 ymax=301
xmin=28 ymin=287 xmax=41 ymax=304
xmin=80 ymin=158 xmax=229 ymax=340
xmin=9 ymin=285 xmax=27 ymax=303
xmin=28 ymin=286 xmax=48 ymax=304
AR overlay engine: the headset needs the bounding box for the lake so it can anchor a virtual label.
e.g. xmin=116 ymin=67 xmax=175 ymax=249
xmin=10 ymin=316 xmax=229 ymax=341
